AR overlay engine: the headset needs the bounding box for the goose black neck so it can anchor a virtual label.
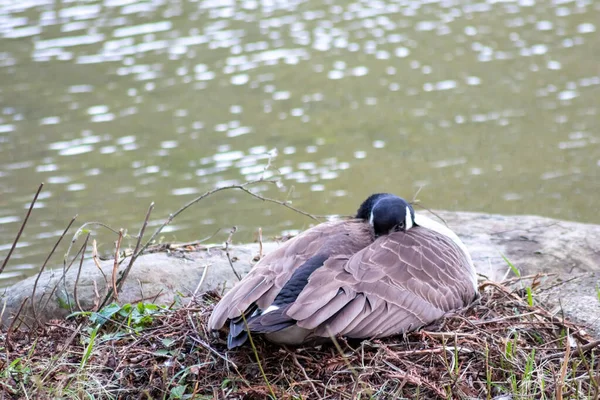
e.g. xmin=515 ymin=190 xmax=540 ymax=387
xmin=356 ymin=193 xmax=414 ymax=236
xmin=356 ymin=193 xmax=395 ymax=220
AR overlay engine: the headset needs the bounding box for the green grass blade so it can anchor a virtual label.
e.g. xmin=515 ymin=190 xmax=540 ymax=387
xmin=501 ymin=253 xmax=520 ymax=277
xmin=80 ymin=325 xmax=99 ymax=369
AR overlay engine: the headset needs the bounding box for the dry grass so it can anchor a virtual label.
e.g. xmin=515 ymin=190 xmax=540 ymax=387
xmin=1 ymin=278 xmax=599 ymax=400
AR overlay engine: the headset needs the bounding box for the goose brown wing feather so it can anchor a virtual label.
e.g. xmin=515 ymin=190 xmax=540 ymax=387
xmin=287 ymin=226 xmax=476 ymax=339
xmin=207 ymin=219 xmax=373 ymax=331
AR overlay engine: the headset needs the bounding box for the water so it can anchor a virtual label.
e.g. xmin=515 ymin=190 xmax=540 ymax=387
xmin=1 ymin=0 xmax=599 ymax=288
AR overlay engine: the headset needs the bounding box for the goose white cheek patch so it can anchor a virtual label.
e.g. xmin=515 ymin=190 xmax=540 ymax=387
xmin=405 ymin=206 xmax=413 ymax=230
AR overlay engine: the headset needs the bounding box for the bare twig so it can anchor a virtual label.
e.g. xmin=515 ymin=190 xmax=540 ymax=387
xmin=154 ymin=228 xmax=221 ymax=251
xmin=91 ymin=239 xmax=109 ymax=303
xmin=73 ymin=234 xmax=90 ymax=312
xmin=225 ymin=226 xmax=241 ymax=281
xmin=422 ymin=331 xmax=479 ymax=339
xmin=381 ymin=359 xmax=447 ymax=398
xmin=136 ymin=179 xmax=319 ymax=261
xmin=31 ymin=215 xmax=77 ymax=326
xmin=39 ymin=323 xmax=83 ymax=385
xmin=111 ymin=202 xmax=154 ymax=302
xmin=193 ymin=264 xmax=211 ymax=297
xmin=535 ymin=274 xmax=579 ymax=293
xmin=64 ymin=221 xmax=123 ymax=269
xmin=186 ymin=312 xmax=241 ymax=372
xmin=241 ymin=312 xmax=277 ymax=399
xmin=236 ymin=184 xmax=319 ymax=221
xmin=501 ymin=273 xmax=557 ymax=286
xmin=189 ymin=334 xmax=238 ymax=370
xmin=1 ymin=183 xmax=43 ymax=275
xmin=413 ymin=203 xmax=450 ymax=227
xmin=40 ymin=240 xmax=88 ymax=314
xmin=0 ymin=300 xmax=6 ymax=325
xmin=556 ymin=329 xmax=571 ymax=400
xmin=470 ymin=311 xmax=540 ymax=326
xmin=110 ymin=230 xmax=124 ymax=303
xmin=258 ymin=227 xmax=264 ymax=259
xmin=541 ymin=340 xmax=600 ymax=362
xmin=411 ymin=185 xmax=424 ymax=204
xmin=327 ymin=327 xmax=359 ymax=379
xmin=292 ymin=353 xmax=322 ymax=399
xmin=408 ymin=182 xmax=450 ymax=227
xmin=90 ymin=180 xmax=319 ymax=309
xmin=92 ymin=280 xmax=100 ymax=311
xmin=5 ymin=296 xmax=29 ymax=351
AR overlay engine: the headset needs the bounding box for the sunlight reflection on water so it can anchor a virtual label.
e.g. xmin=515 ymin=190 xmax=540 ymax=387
xmin=0 ymin=0 xmax=599 ymax=286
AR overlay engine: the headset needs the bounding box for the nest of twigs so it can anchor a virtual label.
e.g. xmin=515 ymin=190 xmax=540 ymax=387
xmin=1 ymin=279 xmax=599 ymax=399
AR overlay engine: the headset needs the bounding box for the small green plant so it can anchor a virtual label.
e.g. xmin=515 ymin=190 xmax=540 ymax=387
xmin=6 ymin=357 xmax=32 ymax=384
xmin=520 ymin=349 xmax=536 ymax=393
xmin=241 ymin=312 xmax=277 ymax=400
xmin=80 ymin=325 xmax=98 ymax=369
xmin=501 ymin=253 xmax=520 ymax=277
xmin=502 ymin=253 xmax=535 ymax=306
xmin=71 ymin=301 xmax=167 ymax=335
xmin=3 ymin=277 xmax=598 ymax=399
xmin=526 ymin=286 xmax=534 ymax=306
xmin=169 ymin=384 xmax=187 ymax=399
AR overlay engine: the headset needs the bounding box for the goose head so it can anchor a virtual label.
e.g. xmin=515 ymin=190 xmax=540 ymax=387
xmin=356 ymin=193 xmax=415 ymax=237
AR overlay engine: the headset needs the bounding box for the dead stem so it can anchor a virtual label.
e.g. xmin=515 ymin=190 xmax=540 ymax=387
xmin=193 ymin=263 xmax=211 ymax=297
xmin=0 ymin=183 xmax=43 ymax=275
xmin=117 ymin=202 xmax=154 ymax=293
xmin=39 ymin=240 xmax=87 ymax=314
xmin=258 ymin=227 xmax=264 ymax=259
xmin=137 ymin=179 xmax=320 ymax=261
xmin=556 ymin=328 xmax=572 ymax=400
xmin=92 ymin=280 xmax=100 ymax=311
xmin=55 ymin=179 xmax=319 ymax=313
xmin=412 ymin=203 xmax=450 ymax=228
xmin=241 ymin=312 xmax=276 ymax=399
xmin=5 ymin=296 xmax=29 ymax=351
xmin=91 ymin=239 xmax=109 ymax=305
xmin=3 ymin=280 xmax=599 ymax=400
xmin=501 ymin=273 xmax=557 ymax=285
xmin=63 ymin=221 xmax=123 ymax=268
xmin=381 ymin=359 xmax=447 ymax=398
xmin=541 ymin=340 xmax=600 ymax=362
xmin=31 ymin=215 xmax=77 ymax=326
xmin=73 ymin=234 xmax=90 ymax=312
xmin=292 ymin=353 xmax=322 ymax=399
xmin=224 ymin=226 xmax=241 ymax=281
xmin=110 ymin=229 xmax=124 ymax=303
xmin=38 ymin=323 xmax=83 ymax=385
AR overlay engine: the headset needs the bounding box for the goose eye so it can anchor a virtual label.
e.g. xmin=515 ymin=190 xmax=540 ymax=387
xmin=398 ymin=222 xmax=405 ymax=230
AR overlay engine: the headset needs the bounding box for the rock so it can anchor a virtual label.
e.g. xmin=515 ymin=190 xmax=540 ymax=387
xmin=0 ymin=242 xmax=280 ymax=330
xmin=1 ymin=211 xmax=599 ymax=335
xmin=435 ymin=211 xmax=600 ymax=279
xmin=433 ymin=211 xmax=600 ymax=337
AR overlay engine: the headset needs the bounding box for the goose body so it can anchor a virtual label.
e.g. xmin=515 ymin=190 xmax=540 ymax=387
xmin=208 ymin=194 xmax=477 ymax=348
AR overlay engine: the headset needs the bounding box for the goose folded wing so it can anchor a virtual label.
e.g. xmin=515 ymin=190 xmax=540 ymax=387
xmin=208 ymin=220 xmax=361 ymax=331
xmin=286 ymin=226 xmax=477 ymax=339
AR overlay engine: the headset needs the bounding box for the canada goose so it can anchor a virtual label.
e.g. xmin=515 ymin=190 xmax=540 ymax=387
xmin=208 ymin=193 xmax=477 ymax=349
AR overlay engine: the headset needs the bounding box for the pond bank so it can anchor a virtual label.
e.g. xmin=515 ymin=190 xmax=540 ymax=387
xmin=2 ymin=210 xmax=600 ymax=336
